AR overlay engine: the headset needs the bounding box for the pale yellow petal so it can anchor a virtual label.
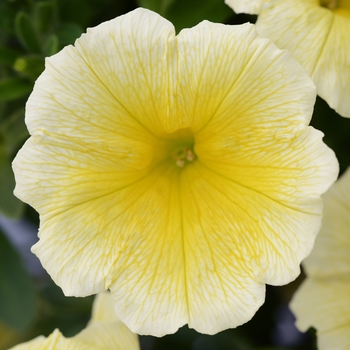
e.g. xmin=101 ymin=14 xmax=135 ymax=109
xmin=225 ymin=0 xmax=318 ymax=15
xmin=9 ymin=335 xmax=48 ymax=350
xmin=13 ymin=132 xmax=157 ymax=217
xmin=89 ymin=292 xmax=119 ymax=324
xmin=9 ymin=329 xmax=92 ymax=350
xmin=196 ymin=127 xmax=337 ymax=224
xmin=290 ymin=168 xmax=350 ymax=349
xmin=256 ymin=0 xmax=350 ymax=117
xmin=80 ymin=292 xmax=140 ymax=350
xmin=180 ymin=162 xmax=266 ymax=334
xmin=86 ymin=292 xmax=140 ymax=349
xmin=182 ymin=152 xmax=332 ymax=287
xmin=224 ymin=0 xmax=268 ymax=14
xmin=73 ymin=8 xmax=177 ymax=136
xmin=303 ymin=168 xmax=350 ymax=278
xmin=290 ymin=279 xmax=350 ymax=350
xmin=13 ymin=131 xmax=158 ymax=295
xmin=312 ymin=12 xmax=350 ymax=118
xmin=16 ymin=12 xmax=173 ymax=225
xmin=76 ymin=323 xmax=140 ymax=350
xmin=106 ymin=161 xmax=264 ymax=336
xmin=190 ymin=20 xmax=338 ymax=284
xmin=105 ymin=163 xmax=187 ymax=336
xmin=27 ymin=161 xmax=188 ymax=335
xmin=171 ymin=21 xmax=315 ymax=134
xmin=9 ymin=327 xmax=137 ymax=350
xmin=9 ymin=293 xmax=139 ymax=350
xmin=27 ymin=31 xmax=156 ymax=146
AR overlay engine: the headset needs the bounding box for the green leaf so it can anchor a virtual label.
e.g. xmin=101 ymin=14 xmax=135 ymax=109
xmin=0 ymin=46 xmax=22 ymax=67
xmin=35 ymin=0 xmax=56 ymax=34
xmin=136 ymin=0 xmax=175 ymax=15
xmin=0 ymin=151 xmax=24 ymax=218
xmin=165 ymin=0 xmax=233 ymax=32
xmin=43 ymin=34 xmax=59 ymax=57
xmin=13 ymin=55 xmax=45 ymax=80
xmin=57 ymin=22 xmax=83 ymax=46
xmin=0 ymin=78 xmax=33 ymax=101
xmin=0 ymin=2 xmax=16 ymax=38
xmin=56 ymin=0 xmax=94 ymax=28
xmin=0 ymin=108 xmax=29 ymax=153
xmin=0 ymin=228 xmax=37 ymax=330
xmin=15 ymin=12 xmax=42 ymax=54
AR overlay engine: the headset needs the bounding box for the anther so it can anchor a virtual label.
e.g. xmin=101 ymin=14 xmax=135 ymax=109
xmin=173 ymin=147 xmax=196 ymax=167
xmin=176 ymin=159 xmax=185 ymax=167
xmin=185 ymin=149 xmax=195 ymax=162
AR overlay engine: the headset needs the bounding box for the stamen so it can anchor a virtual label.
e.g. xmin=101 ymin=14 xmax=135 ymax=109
xmin=185 ymin=149 xmax=195 ymax=162
xmin=176 ymin=159 xmax=185 ymax=167
xmin=173 ymin=147 xmax=196 ymax=167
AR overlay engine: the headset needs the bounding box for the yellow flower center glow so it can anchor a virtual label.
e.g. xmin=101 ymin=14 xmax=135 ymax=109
xmin=164 ymin=128 xmax=196 ymax=168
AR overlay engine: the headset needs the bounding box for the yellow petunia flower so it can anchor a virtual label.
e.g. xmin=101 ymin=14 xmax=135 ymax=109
xmin=12 ymin=8 xmax=338 ymax=336
xmin=290 ymin=168 xmax=350 ymax=350
xmin=225 ymin=0 xmax=350 ymax=118
xmin=9 ymin=292 xmax=140 ymax=349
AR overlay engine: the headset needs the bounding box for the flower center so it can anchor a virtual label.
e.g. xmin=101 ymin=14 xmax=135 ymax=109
xmin=320 ymin=0 xmax=350 ymax=18
xmin=320 ymin=0 xmax=338 ymax=9
xmin=172 ymin=146 xmax=196 ymax=167
xmin=164 ymin=128 xmax=196 ymax=168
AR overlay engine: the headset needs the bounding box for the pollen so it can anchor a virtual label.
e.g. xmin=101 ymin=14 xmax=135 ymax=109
xmin=173 ymin=147 xmax=196 ymax=167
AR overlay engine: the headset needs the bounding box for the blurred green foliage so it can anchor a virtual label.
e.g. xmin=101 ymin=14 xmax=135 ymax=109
xmin=0 ymin=0 xmax=348 ymax=349
xmin=0 ymin=228 xmax=36 ymax=331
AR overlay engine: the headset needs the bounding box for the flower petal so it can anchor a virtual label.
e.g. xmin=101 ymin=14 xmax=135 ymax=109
xmin=303 ymin=168 xmax=350 ymax=278
xmin=10 ymin=324 xmax=138 ymax=350
xmin=107 ymin=163 xmax=188 ymax=336
xmin=76 ymin=323 xmax=140 ymax=350
xmin=106 ymin=160 xmax=265 ymax=336
xmin=9 ymin=329 xmax=83 ymax=350
xmin=191 ymin=19 xmax=338 ymax=284
xmin=225 ymin=0 xmax=318 ymax=15
xmin=89 ymin=292 xmax=120 ymax=324
xmin=13 ymin=131 xmax=156 ymax=295
xmin=13 ymin=131 xmax=156 ymax=216
xmin=78 ymin=293 xmax=140 ymax=350
xmin=180 ymin=163 xmax=266 ymax=334
xmin=224 ymin=0 xmax=268 ymax=14
xmin=173 ymin=21 xmax=315 ymax=133
xmin=9 ymin=293 xmax=139 ymax=349
xmin=187 ymin=145 xmax=334 ymax=286
xmin=73 ymin=8 xmax=179 ymax=136
xmin=255 ymin=0 xmax=350 ymax=117
xmin=26 ymin=160 xmax=188 ymax=335
xmin=27 ymin=28 xmax=158 ymax=144
xmin=290 ymin=279 xmax=350 ymax=350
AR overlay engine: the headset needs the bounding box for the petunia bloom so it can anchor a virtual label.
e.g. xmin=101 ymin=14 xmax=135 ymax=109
xmin=13 ymin=8 xmax=338 ymax=336
xmin=290 ymin=168 xmax=350 ymax=350
xmin=225 ymin=0 xmax=350 ymax=118
xmin=9 ymin=292 xmax=140 ymax=349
